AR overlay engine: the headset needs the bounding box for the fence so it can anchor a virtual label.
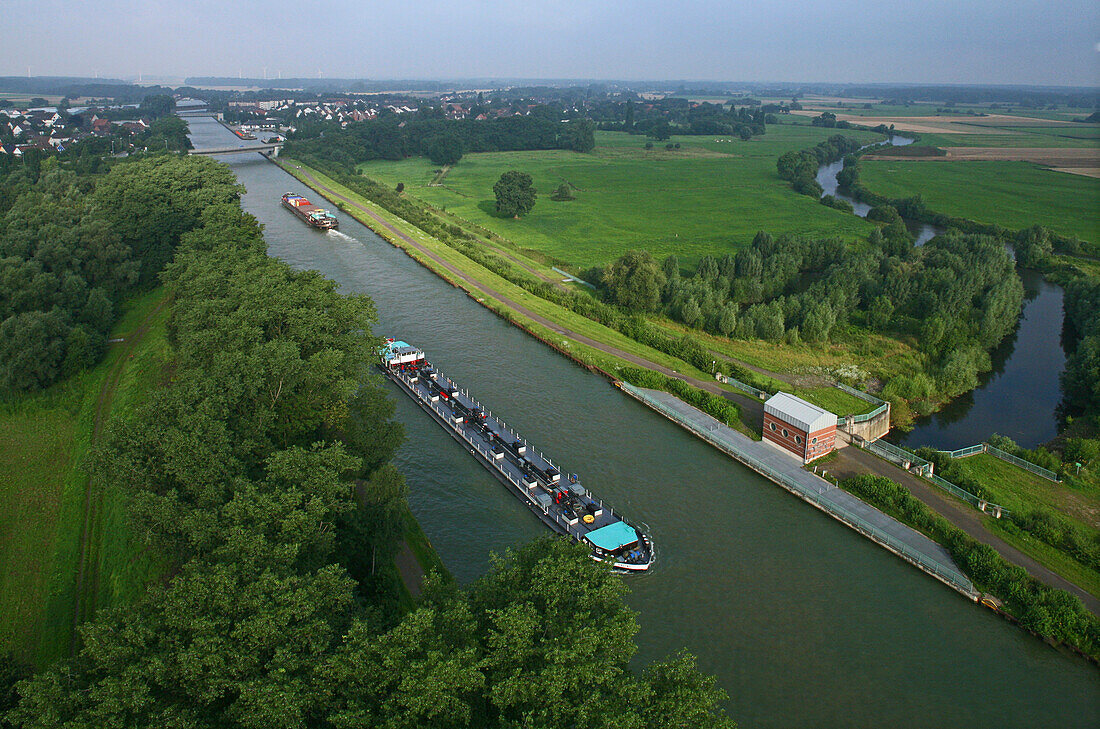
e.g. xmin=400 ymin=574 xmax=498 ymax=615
xmin=620 ymin=383 xmax=977 ymax=598
xmin=863 ymin=439 xmax=933 ymax=477
xmin=985 ymin=444 xmax=1061 ymax=482
xmin=939 ymin=444 xmax=985 ymax=459
xmin=715 ymin=373 xmax=768 ymax=399
xmin=835 ymin=382 xmax=886 ymax=405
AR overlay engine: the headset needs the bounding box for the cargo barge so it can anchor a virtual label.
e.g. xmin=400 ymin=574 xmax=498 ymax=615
xmin=281 ymin=192 xmax=338 ymax=230
xmin=379 ymin=339 xmax=654 ymax=572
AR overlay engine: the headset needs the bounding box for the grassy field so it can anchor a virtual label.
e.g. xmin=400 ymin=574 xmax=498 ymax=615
xmin=356 ymin=126 xmax=883 ymax=270
xmin=951 ymin=453 xmax=1099 ymax=530
xmin=0 ymin=288 xmax=170 ymax=667
xmin=858 ymin=160 xmax=1100 ymax=243
xmin=950 ymin=453 xmax=1100 ymax=598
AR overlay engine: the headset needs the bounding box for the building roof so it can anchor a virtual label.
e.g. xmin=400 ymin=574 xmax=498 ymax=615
xmin=764 ymin=392 xmax=836 ymax=433
xmin=584 ymin=521 xmax=638 ymax=551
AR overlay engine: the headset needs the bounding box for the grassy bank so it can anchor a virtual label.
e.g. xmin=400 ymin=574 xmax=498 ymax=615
xmin=840 ymin=473 xmax=1100 ymax=660
xmin=277 ymin=159 xmax=760 ymax=438
xmin=857 ymin=160 xmax=1099 ymax=244
xmin=932 ymin=451 xmax=1100 ymax=599
xmin=0 ymin=287 xmax=170 ymax=667
xmin=356 ymin=127 xmax=882 ymax=270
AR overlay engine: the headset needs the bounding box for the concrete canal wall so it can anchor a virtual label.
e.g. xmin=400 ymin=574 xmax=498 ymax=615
xmin=617 ymin=382 xmax=979 ymax=601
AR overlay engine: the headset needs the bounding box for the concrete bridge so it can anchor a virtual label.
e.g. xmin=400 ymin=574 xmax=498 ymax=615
xmin=188 ymin=142 xmax=282 ymax=157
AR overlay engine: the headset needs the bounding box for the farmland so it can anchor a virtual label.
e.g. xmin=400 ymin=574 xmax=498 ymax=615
xmin=356 ymin=125 xmax=884 ymax=270
xmin=857 ymin=159 xmax=1100 ymax=243
xmin=0 ymin=288 xmax=169 ymax=667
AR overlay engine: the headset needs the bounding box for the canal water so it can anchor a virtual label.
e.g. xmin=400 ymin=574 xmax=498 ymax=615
xmin=817 ymin=136 xmax=1067 ymax=449
xmin=189 ymin=118 xmax=1099 ymax=728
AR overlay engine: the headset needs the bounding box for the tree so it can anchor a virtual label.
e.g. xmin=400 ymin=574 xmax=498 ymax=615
xmin=648 ymin=121 xmax=672 ymax=141
xmin=493 ymin=171 xmax=536 ymax=217
xmin=426 ymin=134 xmax=463 ymax=166
xmin=603 ymin=250 xmax=666 ymax=312
xmin=550 ymin=182 xmax=575 ymax=201
xmin=137 ymin=94 xmax=175 ymax=119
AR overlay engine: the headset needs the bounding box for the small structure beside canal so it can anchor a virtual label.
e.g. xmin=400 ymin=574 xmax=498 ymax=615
xmin=764 ymin=392 xmax=837 ymax=463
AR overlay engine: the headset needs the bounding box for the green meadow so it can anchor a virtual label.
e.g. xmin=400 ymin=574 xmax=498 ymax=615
xmin=0 ymin=288 xmax=170 ymax=667
xmin=357 ymin=126 xmax=883 ymax=270
xmin=858 ymin=160 xmax=1100 ymax=244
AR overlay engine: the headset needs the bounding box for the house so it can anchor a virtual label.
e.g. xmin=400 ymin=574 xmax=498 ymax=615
xmin=92 ymin=118 xmax=113 ymax=134
xmin=762 ymin=392 xmax=837 ymax=463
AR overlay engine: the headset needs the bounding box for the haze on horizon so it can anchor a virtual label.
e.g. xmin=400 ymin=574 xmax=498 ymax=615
xmin=4 ymin=0 xmax=1099 ymax=87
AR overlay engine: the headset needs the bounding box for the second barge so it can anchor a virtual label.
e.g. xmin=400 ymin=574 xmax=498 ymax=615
xmin=379 ymin=339 xmax=654 ymax=572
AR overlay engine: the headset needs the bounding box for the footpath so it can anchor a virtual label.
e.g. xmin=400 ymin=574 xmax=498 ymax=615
xmin=831 ymin=447 xmax=1100 ymax=615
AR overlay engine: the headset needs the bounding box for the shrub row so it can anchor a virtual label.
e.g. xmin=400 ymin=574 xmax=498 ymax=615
xmin=843 ymin=474 xmax=1100 ymax=659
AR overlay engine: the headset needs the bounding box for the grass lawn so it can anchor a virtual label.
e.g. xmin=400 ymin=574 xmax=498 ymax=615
xmin=356 ymin=126 xmax=882 ymax=270
xmin=950 ymin=453 xmax=1099 ymax=531
xmin=0 ymin=287 xmax=170 ymax=667
xmin=857 ymin=160 xmax=1100 ymax=244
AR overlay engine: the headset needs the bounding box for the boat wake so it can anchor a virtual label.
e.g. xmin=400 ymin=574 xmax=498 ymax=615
xmin=326 ymin=229 xmax=358 ymax=243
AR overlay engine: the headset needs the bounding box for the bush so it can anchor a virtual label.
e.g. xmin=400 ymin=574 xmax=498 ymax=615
xmin=842 ymin=474 xmax=1100 ymax=658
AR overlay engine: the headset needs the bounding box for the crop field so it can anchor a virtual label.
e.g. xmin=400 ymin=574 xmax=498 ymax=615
xmin=857 ymin=159 xmax=1100 ymax=243
xmin=0 ymin=288 xmax=169 ymax=666
xmin=357 ymin=126 xmax=883 ymax=270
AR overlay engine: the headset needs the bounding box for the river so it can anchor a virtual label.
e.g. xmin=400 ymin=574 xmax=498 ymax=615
xmin=188 ymin=118 xmax=1099 ymax=727
xmin=817 ymin=136 xmax=1067 ymax=449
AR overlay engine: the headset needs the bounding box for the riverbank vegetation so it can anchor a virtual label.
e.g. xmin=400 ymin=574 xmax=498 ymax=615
xmin=2 ymin=154 xmax=735 ymax=726
xmin=842 ymin=474 xmax=1100 ymax=659
xmin=855 ymin=160 xmax=1099 ymax=245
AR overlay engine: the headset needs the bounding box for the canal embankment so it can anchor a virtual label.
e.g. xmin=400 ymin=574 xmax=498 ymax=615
xmin=616 ymin=382 xmax=979 ymax=600
xmin=187 ymin=116 xmax=1100 ymax=728
xmin=275 ymin=154 xmax=1100 ymax=615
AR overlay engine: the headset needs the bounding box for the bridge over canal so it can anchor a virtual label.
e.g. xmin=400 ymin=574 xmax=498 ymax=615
xmin=188 ymin=142 xmax=282 ymax=156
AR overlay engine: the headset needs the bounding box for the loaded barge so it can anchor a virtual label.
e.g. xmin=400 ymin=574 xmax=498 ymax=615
xmin=281 ymin=192 xmax=339 ymax=230
xmin=379 ymin=339 xmax=654 ymax=571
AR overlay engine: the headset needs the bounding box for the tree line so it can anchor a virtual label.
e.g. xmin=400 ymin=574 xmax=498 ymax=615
xmin=775 ymin=134 xmax=864 ymax=197
xmin=2 ymin=155 xmax=734 ymax=728
xmin=602 ymin=230 xmax=1023 ymax=407
xmin=282 ymin=112 xmax=595 ymax=171
xmin=0 ymin=154 xmax=240 ymax=391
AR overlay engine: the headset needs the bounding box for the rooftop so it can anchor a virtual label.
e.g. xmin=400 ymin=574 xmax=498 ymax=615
xmin=765 ymin=392 xmax=837 ymax=433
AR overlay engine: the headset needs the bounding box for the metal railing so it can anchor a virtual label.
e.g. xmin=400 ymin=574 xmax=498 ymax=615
xmin=620 ymin=383 xmax=976 ymax=596
xmin=715 ymin=373 xmax=768 ymax=399
xmin=835 ymin=382 xmax=886 ymax=405
xmin=863 ymin=439 xmax=933 ymax=477
xmin=939 ymin=444 xmax=985 ymax=459
xmin=985 ymin=444 xmax=1060 ymax=482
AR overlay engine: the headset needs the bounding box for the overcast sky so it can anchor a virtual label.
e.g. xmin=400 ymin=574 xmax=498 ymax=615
xmin=4 ymin=0 xmax=1098 ymax=86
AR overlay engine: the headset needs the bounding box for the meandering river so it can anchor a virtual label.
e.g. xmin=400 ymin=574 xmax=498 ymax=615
xmin=189 ymin=118 xmax=1099 ymax=727
xmin=816 ymin=136 xmax=1068 ymax=449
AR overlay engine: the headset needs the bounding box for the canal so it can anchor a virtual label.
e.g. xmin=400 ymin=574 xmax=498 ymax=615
xmin=189 ymin=118 xmax=1099 ymax=728
xmin=817 ymin=136 xmax=1068 ymax=450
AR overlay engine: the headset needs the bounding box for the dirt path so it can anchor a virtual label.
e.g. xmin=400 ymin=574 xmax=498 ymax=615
xmin=71 ymin=295 xmax=171 ymax=653
xmin=831 ymin=446 xmax=1100 ymax=616
xmin=293 ymin=166 xmax=761 ymax=418
xmin=394 ymin=540 xmax=425 ymax=597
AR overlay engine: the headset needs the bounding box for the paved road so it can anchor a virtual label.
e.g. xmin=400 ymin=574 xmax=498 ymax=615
xmin=832 ymin=446 xmax=1100 ymax=615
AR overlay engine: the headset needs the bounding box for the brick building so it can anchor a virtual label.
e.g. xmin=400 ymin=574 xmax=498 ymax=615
xmin=763 ymin=392 xmax=837 ymax=463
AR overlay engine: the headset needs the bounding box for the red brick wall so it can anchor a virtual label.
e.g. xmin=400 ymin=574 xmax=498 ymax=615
xmin=763 ymin=413 xmax=836 ymax=462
